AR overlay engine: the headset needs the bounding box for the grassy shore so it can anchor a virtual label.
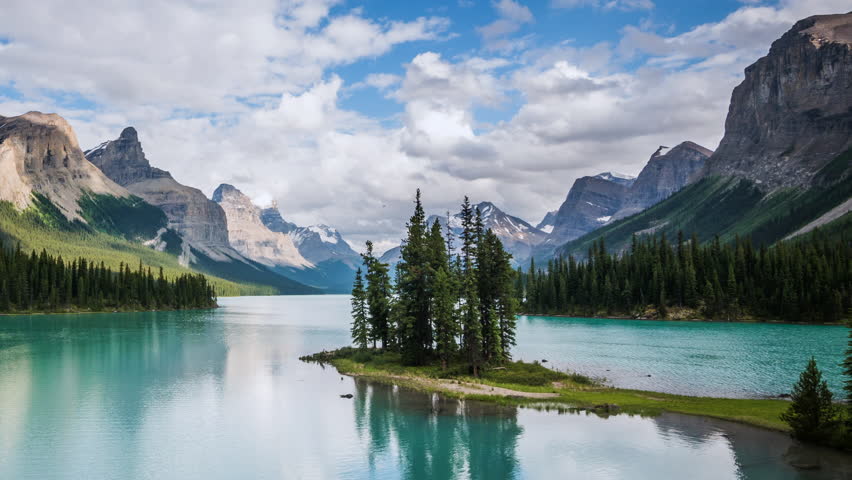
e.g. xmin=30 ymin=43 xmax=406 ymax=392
xmin=301 ymin=347 xmax=791 ymax=432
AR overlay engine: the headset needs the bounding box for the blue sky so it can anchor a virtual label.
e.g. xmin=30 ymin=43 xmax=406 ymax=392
xmin=0 ymin=0 xmax=846 ymax=251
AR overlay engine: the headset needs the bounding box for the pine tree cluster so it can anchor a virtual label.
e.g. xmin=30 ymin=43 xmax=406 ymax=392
xmin=351 ymin=191 xmax=518 ymax=373
xmin=521 ymin=231 xmax=851 ymax=323
xmin=0 ymin=244 xmax=217 ymax=312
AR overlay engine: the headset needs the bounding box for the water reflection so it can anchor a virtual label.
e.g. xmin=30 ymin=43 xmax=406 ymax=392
xmin=352 ymin=379 xmax=521 ymax=479
xmin=0 ymin=297 xmax=850 ymax=480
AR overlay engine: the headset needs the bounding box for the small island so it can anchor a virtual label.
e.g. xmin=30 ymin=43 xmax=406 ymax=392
xmin=306 ymin=190 xmax=852 ymax=451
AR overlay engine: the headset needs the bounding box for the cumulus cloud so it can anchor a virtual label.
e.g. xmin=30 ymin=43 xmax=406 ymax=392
xmin=0 ymin=0 xmax=448 ymax=112
xmin=0 ymin=0 xmax=845 ymax=250
xmin=477 ymin=0 xmax=535 ymax=50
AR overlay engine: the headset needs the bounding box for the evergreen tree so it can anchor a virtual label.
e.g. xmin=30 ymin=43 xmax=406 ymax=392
xmin=432 ymin=266 xmax=458 ymax=369
xmin=395 ymin=189 xmax=432 ymax=365
xmin=780 ymin=357 xmax=840 ymax=442
xmin=517 ymin=229 xmax=850 ymax=324
xmin=362 ymin=241 xmax=392 ymax=349
xmin=350 ymin=268 xmax=370 ymax=349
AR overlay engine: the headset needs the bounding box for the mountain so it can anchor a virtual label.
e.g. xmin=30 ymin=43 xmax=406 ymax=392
xmin=85 ymin=127 xmax=317 ymax=294
xmin=86 ymin=127 xmax=235 ymax=260
xmin=538 ymin=174 xmax=633 ymax=250
xmin=260 ymin=205 xmax=360 ymax=267
xmin=215 ymin=184 xmax=358 ymax=292
xmin=260 ymin=201 xmax=297 ymax=234
xmin=536 ymin=210 xmax=557 ymax=234
xmin=379 ymin=245 xmax=401 ymax=269
xmin=700 ymin=13 xmax=852 ymax=189
xmin=0 ymin=112 xmax=305 ymax=296
xmin=595 ymin=171 xmax=636 ymax=187
xmin=537 ymin=141 xmax=710 ymax=255
xmin=377 ymin=201 xmax=545 ymax=270
xmin=212 ymin=184 xmax=311 ymax=268
xmin=556 ymin=13 xmax=852 ymax=259
xmin=611 ymin=142 xmax=712 ymax=221
xmin=427 ymin=201 xmax=547 ymax=265
xmin=1 ymin=112 xmax=132 ymax=223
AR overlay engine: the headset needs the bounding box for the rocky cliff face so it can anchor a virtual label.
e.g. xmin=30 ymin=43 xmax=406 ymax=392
xmin=86 ymin=127 xmax=235 ymax=258
xmin=260 ymin=203 xmax=360 ymax=267
xmin=536 ymin=210 xmax=557 ymax=234
xmin=701 ymin=12 xmax=852 ymax=188
xmin=290 ymin=225 xmax=360 ymax=267
xmin=542 ymin=175 xmax=632 ymax=247
xmin=213 ymin=184 xmax=312 ymax=269
xmin=260 ymin=201 xmax=298 ymax=234
xmin=613 ymin=141 xmax=712 ymax=220
xmin=0 ymin=112 xmax=128 ymax=220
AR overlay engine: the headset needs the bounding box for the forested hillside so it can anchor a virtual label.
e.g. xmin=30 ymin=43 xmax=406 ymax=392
xmin=523 ymin=227 xmax=851 ymax=323
xmin=0 ymin=197 xmax=274 ymax=297
xmin=0 ymin=244 xmax=217 ymax=313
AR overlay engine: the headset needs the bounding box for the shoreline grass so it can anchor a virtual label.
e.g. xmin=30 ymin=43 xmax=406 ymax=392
xmin=302 ymin=347 xmax=792 ymax=432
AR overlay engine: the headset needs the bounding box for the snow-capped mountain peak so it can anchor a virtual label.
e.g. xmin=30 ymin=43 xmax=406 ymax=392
xmin=594 ymin=171 xmax=636 ymax=187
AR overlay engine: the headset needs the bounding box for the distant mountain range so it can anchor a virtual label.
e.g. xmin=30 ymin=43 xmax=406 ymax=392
xmin=213 ymin=183 xmax=360 ymax=292
xmin=0 ymin=12 xmax=848 ymax=292
xmin=555 ymin=12 xmax=852 ymax=259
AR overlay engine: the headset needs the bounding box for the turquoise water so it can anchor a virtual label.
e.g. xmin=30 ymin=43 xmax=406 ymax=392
xmin=0 ymin=296 xmax=849 ymax=479
xmin=514 ymin=315 xmax=848 ymax=398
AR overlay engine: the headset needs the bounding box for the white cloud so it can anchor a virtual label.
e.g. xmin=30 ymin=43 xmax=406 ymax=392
xmin=0 ymin=0 xmax=846 ymax=251
xmin=0 ymin=0 xmax=448 ymax=112
xmin=364 ymin=73 xmax=403 ymax=91
xmin=552 ymin=0 xmax=654 ymax=11
xmin=478 ymin=0 xmax=535 ymax=49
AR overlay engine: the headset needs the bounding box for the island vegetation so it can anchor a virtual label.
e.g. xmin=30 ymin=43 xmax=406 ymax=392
xmin=0 ymin=243 xmax=217 ymax=313
xmin=350 ymin=190 xmax=518 ymax=374
xmin=304 ymin=189 xmax=852 ymax=452
xmin=520 ymin=229 xmax=851 ymax=323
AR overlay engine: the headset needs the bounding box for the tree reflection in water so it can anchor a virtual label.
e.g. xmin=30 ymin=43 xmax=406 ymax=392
xmin=352 ymin=378 xmax=522 ymax=479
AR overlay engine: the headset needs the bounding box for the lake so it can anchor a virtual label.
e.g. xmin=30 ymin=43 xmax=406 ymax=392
xmin=0 ymin=295 xmax=849 ymax=479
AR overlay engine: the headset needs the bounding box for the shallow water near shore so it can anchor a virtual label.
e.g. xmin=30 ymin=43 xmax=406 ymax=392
xmin=0 ymin=295 xmax=848 ymax=479
xmin=514 ymin=314 xmax=847 ymax=398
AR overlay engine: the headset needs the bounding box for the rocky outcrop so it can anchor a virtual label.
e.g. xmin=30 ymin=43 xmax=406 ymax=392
xmin=213 ymin=184 xmax=312 ymax=269
xmin=541 ymin=175 xmax=632 ymax=247
xmin=290 ymin=225 xmax=360 ymax=267
xmin=86 ymin=127 xmax=237 ymax=259
xmin=595 ymin=172 xmax=636 ymax=188
xmin=536 ymin=210 xmax=557 ymax=234
xmin=613 ymin=141 xmax=712 ymax=220
xmin=0 ymin=112 xmax=128 ymax=220
xmin=261 ymin=202 xmax=360 ymax=267
xmin=260 ymin=201 xmax=297 ymax=234
xmin=700 ymin=12 xmax=852 ymax=189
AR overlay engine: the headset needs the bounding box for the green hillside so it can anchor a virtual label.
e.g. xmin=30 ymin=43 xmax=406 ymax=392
xmin=0 ymin=195 xmax=277 ymax=296
xmin=557 ymin=154 xmax=852 ymax=259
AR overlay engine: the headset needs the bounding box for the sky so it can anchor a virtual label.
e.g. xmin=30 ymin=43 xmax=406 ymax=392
xmin=0 ymin=0 xmax=848 ymax=253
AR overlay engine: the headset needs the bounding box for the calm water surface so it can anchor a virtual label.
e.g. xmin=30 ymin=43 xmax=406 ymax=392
xmin=514 ymin=315 xmax=848 ymax=398
xmin=0 ymin=295 xmax=849 ymax=479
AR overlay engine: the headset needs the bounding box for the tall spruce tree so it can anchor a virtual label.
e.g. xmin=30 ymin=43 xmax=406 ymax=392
xmin=350 ymin=268 xmax=370 ymax=349
xmin=432 ymin=266 xmax=458 ymax=369
xmin=395 ymin=189 xmax=432 ymax=365
xmin=459 ymin=198 xmax=483 ymax=375
xmin=362 ymin=241 xmax=392 ymax=349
